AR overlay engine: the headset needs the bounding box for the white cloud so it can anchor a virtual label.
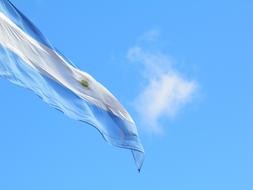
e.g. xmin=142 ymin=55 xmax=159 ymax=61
xmin=127 ymin=45 xmax=198 ymax=133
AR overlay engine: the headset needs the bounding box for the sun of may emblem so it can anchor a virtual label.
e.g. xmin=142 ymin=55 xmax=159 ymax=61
xmin=80 ymin=79 xmax=89 ymax=89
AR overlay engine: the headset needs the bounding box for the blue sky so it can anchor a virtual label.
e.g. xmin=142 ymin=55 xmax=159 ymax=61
xmin=0 ymin=0 xmax=253 ymax=189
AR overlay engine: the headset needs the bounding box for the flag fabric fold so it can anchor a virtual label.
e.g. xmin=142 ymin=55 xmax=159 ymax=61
xmin=0 ymin=0 xmax=144 ymax=171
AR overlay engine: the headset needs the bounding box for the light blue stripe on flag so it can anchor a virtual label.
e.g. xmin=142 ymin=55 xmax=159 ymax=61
xmin=0 ymin=0 xmax=144 ymax=171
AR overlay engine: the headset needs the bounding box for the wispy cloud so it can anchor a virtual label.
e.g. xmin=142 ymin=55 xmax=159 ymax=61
xmin=127 ymin=33 xmax=198 ymax=133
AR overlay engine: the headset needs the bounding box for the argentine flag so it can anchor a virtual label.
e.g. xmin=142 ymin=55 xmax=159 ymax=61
xmin=0 ymin=0 xmax=144 ymax=171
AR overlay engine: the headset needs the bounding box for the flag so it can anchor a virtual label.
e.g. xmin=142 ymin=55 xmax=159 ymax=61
xmin=0 ymin=0 xmax=144 ymax=171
